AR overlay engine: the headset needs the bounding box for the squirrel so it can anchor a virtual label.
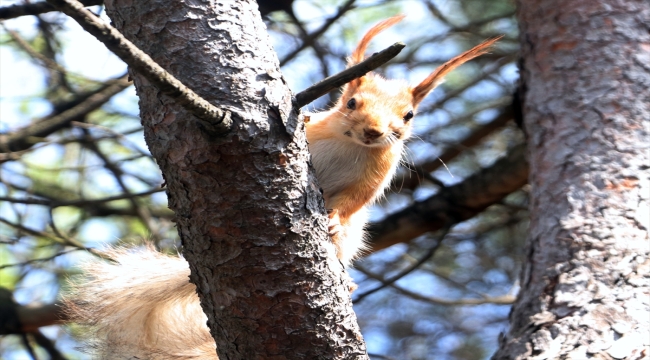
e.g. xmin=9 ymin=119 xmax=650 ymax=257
xmin=64 ymin=16 xmax=500 ymax=360
xmin=306 ymin=15 xmax=499 ymax=265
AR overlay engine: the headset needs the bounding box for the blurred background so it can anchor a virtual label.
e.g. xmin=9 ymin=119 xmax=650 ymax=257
xmin=0 ymin=0 xmax=527 ymax=359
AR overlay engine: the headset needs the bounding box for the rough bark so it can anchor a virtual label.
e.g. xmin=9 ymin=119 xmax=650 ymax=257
xmin=494 ymin=0 xmax=650 ymax=359
xmin=103 ymin=0 xmax=367 ymax=359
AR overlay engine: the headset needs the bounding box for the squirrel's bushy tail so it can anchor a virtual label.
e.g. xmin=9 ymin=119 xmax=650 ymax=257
xmin=64 ymin=246 xmax=217 ymax=360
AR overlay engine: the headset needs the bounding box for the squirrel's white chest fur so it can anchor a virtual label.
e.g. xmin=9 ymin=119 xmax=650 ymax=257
xmin=309 ymin=137 xmax=403 ymax=204
xmin=310 ymin=138 xmax=367 ymax=197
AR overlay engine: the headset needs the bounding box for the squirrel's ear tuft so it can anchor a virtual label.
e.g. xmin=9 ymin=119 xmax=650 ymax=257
xmin=349 ymin=15 xmax=405 ymax=66
xmin=411 ymin=36 xmax=502 ymax=106
xmin=341 ymin=15 xmax=405 ymax=103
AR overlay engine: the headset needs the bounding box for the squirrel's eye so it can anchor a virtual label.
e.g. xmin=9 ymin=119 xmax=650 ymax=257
xmin=347 ymin=98 xmax=356 ymax=110
xmin=403 ymin=110 xmax=414 ymax=122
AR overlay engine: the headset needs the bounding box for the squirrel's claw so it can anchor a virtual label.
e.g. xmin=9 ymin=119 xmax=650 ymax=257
xmin=348 ymin=282 xmax=358 ymax=293
xmin=327 ymin=209 xmax=342 ymax=238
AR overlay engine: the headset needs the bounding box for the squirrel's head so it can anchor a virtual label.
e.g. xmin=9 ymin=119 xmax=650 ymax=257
xmin=333 ymin=15 xmax=501 ymax=149
xmin=333 ymin=74 xmax=415 ymax=148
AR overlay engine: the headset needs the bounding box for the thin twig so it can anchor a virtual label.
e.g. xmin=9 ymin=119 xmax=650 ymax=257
xmin=279 ymin=0 xmax=356 ymax=66
xmin=367 ymin=353 xmax=398 ymax=360
xmin=0 ymin=188 xmax=163 ymax=207
xmin=294 ymin=42 xmax=405 ymax=107
xmin=2 ymin=24 xmax=67 ymax=74
xmin=0 ymin=248 xmax=82 ymax=270
xmin=0 ymin=0 xmax=102 ymax=20
xmin=69 ymin=121 xmax=152 ymax=161
xmin=20 ymin=334 xmax=39 ymax=360
xmin=368 ymin=143 xmax=528 ymax=252
xmin=355 ymin=267 xmax=515 ymax=306
xmin=0 ymin=217 xmax=109 ymax=259
xmin=31 ymin=330 xmax=69 ymax=360
xmin=286 ymin=10 xmax=334 ymax=103
xmin=44 ymin=0 xmax=232 ymax=133
xmin=35 ymin=15 xmax=76 ymax=95
xmin=0 ymin=74 xmax=131 ymax=154
xmin=80 ymin=129 xmax=160 ymax=240
xmin=353 ymin=228 xmax=449 ymax=304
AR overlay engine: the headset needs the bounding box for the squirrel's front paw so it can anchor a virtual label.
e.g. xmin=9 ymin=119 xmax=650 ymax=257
xmin=327 ymin=209 xmax=342 ymax=238
xmin=327 ymin=209 xmax=347 ymax=261
xmin=348 ymin=281 xmax=358 ymax=293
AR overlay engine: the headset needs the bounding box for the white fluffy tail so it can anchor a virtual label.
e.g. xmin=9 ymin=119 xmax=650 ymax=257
xmin=64 ymin=246 xmax=217 ymax=359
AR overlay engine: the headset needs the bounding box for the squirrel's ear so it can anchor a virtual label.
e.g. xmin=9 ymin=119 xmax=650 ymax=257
xmin=411 ymin=36 xmax=502 ymax=106
xmin=341 ymin=76 xmax=364 ymax=100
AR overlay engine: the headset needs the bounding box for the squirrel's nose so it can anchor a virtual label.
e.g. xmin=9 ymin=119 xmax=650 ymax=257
xmin=363 ymin=128 xmax=383 ymax=141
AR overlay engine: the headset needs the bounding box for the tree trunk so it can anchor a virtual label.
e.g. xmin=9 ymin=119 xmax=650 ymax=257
xmin=495 ymin=0 xmax=650 ymax=359
xmin=103 ymin=0 xmax=368 ymax=358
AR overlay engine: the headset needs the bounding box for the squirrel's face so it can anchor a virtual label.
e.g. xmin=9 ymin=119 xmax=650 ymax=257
xmin=333 ymin=15 xmax=500 ymax=149
xmin=335 ymin=76 xmax=415 ymax=148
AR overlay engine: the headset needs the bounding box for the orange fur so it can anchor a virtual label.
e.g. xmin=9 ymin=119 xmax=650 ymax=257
xmin=412 ymin=35 xmax=503 ymax=104
xmin=306 ymin=16 xmax=500 ymax=264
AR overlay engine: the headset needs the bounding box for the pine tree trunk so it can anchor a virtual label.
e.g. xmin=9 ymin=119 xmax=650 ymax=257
xmin=103 ymin=0 xmax=368 ymax=358
xmin=495 ymin=0 xmax=650 ymax=358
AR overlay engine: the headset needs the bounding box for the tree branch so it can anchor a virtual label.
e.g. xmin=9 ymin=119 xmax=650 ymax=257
xmin=0 ymin=188 xmax=163 ymax=207
xmin=293 ymin=42 xmax=405 ymax=108
xmin=353 ymin=228 xmax=448 ymax=304
xmin=0 ymin=302 xmax=67 ymax=335
xmin=368 ymin=143 xmax=529 ymax=252
xmin=17 ymin=304 xmax=67 ymax=333
xmin=0 ymin=0 xmax=102 ymax=20
xmin=391 ymin=105 xmax=514 ymax=192
xmin=31 ymin=330 xmax=68 ymax=360
xmin=2 ymin=23 xmax=67 ymax=74
xmin=2 ymin=181 xmax=171 ymax=218
xmin=44 ymin=0 xmax=232 ymax=133
xmin=279 ymin=0 xmax=356 ymax=66
xmin=0 ymin=75 xmax=131 ymax=154
xmin=355 ymin=267 xmax=515 ymax=306
xmin=0 ymin=217 xmax=108 ymax=259
xmin=79 ymin=129 xmax=161 ymax=240
xmin=0 ymin=248 xmax=82 ymax=270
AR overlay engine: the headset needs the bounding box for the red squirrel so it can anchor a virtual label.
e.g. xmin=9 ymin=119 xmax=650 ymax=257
xmin=306 ymin=15 xmax=499 ymax=265
xmin=65 ymin=16 xmax=500 ymax=359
